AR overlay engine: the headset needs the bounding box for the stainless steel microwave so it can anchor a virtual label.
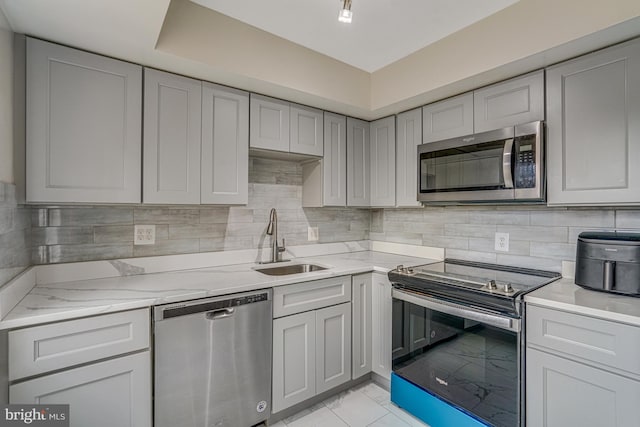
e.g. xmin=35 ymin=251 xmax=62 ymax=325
xmin=417 ymin=121 xmax=544 ymax=203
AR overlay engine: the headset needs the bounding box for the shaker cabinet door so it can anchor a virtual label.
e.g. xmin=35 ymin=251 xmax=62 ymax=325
xmin=290 ymin=104 xmax=323 ymax=156
xmin=371 ymin=273 xmax=392 ymax=380
xmin=26 ymin=38 xmax=142 ymax=203
xmin=322 ymin=112 xmax=347 ymax=206
xmin=272 ymin=311 xmax=317 ymax=413
xmin=250 ymin=94 xmax=290 ymax=152
xmin=316 ymin=303 xmax=352 ymax=394
xmin=527 ymin=348 xmax=640 ymax=427
xmin=546 ymin=38 xmax=640 ymax=205
xmin=347 ymin=117 xmax=371 ymax=207
xmin=201 ymin=83 xmax=249 ymax=205
xmin=352 ymin=273 xmax=372 ymax=379
xmin=473 ymin=70 xmax=544 ymax=132
xmin=370 ymin=116 xmax=396 ymax=207
xmin=422 ymin=93 xmax=473 ymax=143
xmin=395 ymin=108 xmax=422 ymax=207
xmin=10 ymin=352 xmax=151 ymax=427
xmin=143 ymin=69 xmax=202 ymax=204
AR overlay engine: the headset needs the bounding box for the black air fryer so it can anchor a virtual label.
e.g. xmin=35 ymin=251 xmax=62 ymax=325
xmin=575 ymin=232 xmax=640 ymax=296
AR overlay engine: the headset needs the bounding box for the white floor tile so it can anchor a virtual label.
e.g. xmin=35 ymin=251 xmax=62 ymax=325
xmin=382 ymin=402 xmax=429 ymax=427
xmin=324 ymin=389 xmax=389 ymax=427
xmin=357 ymin=382 xmax=391 ymax=406
xmin=367 ymin=413 xmax=411 ymax=427
xmin=283 ymin=403 xmax=326 ymax=425
xmin=286 ymin=406 xmax=349 ymax=427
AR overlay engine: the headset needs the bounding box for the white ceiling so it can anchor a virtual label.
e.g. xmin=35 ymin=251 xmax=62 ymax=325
xmin=191 ymin=0 xmax=519 ymax=72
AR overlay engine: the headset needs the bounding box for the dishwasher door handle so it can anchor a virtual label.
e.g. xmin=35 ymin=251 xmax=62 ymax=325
xmin=206 ymin=308 xmax=235 ymax=320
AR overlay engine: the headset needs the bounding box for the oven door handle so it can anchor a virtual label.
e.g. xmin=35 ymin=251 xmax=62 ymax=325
xmin=392 ymin=288 xmax=520 ymax=333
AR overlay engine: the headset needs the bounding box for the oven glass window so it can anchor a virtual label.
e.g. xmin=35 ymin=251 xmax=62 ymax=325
xmin=420 ymin=140 xmax=507 ymax=193
xmin=392 ymin=300 xmax=518 ymax=427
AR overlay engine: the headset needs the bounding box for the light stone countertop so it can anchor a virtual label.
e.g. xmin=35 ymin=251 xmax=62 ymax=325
xmin=0 ymin=251 xmax=436 ymax=330
xmin=525 ymin=278 xmax=640 ymax=327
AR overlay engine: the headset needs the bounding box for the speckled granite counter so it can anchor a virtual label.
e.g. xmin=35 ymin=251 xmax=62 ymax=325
xmin=0 ymin=250 xmax=437 ymax=330
xmin=525 ymin=278 xmax=640 ymax=327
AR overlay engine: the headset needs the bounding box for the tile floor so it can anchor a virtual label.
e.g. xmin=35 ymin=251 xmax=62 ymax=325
xmin=271 ymin=382 xmax=429 ymax=427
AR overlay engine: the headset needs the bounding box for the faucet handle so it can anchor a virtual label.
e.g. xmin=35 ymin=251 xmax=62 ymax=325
xmin=278 ymin=238 xmax=286 ymax=253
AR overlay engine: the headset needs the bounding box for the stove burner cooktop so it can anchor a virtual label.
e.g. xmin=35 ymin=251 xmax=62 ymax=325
xmin=389 ymin=259 xmax=561 ymax=315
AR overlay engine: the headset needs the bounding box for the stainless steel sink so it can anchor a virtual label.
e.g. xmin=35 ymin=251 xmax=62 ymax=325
xmin=255 ymin=263 xmax=327 ymax=276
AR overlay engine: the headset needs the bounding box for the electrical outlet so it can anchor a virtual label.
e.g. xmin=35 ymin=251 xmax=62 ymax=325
xmin=495 ymin=232 xmax=509 ymax=252
xmin=134 ymin=225 xmax=156 ymax=245
xmin=308 ymin=227 xmax=319 ymax=242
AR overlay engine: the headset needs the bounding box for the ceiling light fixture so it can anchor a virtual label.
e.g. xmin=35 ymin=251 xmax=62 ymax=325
xmin=338 ymin=0 xmax=352 ymax=23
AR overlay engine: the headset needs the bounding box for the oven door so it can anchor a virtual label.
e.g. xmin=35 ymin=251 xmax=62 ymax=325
xmin=418 ymin=126 xmax=515 ymax=202
xmin=392 ymin=288 xmax=522 ymax=427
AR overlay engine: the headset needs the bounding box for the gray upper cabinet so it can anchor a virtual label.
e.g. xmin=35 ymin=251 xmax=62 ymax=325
xmin=201 ymin=83 xmax=249 ymax=205
xmin=395 ymin=108 xmax=422 ymax=207
xmin=422 ymin=93 xmax=473 ymax=143
xmin=322 ymin=112 xmax=347 ymax=206
xmin=473 ymin=70 xmax=544 ymax=132
xmin=347 ymin=117 xmax=371 ymax=207
xmin=26 ymin=38 xmax=142 ymax=203
xmin=370 ymin=116 xmax=396 ymax=207
xmin=547 ymin=38 xmax=640 ymax=206
xmin=250 ymin=94 xmax=290 ymax=152
xmin=143 ymin=69 xmax=202 ymax=204
xmin=290 ymin=104 xmax=323 ymax=156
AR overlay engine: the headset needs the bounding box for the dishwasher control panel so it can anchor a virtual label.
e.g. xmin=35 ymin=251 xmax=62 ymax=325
xmin=157 ymin=291 xmax=270 ymax=320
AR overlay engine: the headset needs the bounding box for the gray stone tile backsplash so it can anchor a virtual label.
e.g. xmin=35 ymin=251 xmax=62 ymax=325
xmin=30 ymin=158 xmax=370 ymax=264
xmin=372 ymin=206 xmax=640 ymax=272
xmin=0 ymin=183 xmax=31 ymax=287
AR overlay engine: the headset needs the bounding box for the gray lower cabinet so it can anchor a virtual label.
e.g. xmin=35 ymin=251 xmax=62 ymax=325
xmin=8 ymin=308 xmax=151 ymax=427
xmin=352 ymin=273 xmax=372 ymax=379
xmin=527 ymin=348 xmax=640 ymax=427
xmin=143 ymin=69 xmax=202 ymax=204
xmin=473 ymin=70 xmax=544 ymax=132
xmin=10 ymin=352 xmax=151 ymax=427
xmin=26 ymin=37 xmax=142 ymax=203
xmin=526 ymin=304 xmax=640 ymax=427
xmin=272 ymin=303 xmax=351 ymax=413
xmin=422 ymin=93 xmax=473 ymax=143
xmin=546 ymin=38 xmax=640 ymax=205
xmin=272 ymin=278 xmax=352 ymax=413
xmin=371 ymin=273 xmax=392 ymax=380
xmin=347 ymin=117 xmax=371 ymax=207
xmin=395 ymin=108 xmax=422 ymax=207
xmin=370 ymin=116 xmax=396 ymax=207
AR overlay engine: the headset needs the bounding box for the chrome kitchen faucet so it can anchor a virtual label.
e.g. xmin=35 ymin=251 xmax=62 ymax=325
xmin=265 ymin=208 xmax=286 ymax=263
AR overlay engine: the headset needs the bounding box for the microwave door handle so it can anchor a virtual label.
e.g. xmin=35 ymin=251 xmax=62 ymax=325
xmin=503 ymin=138 xmax=514 ymax=189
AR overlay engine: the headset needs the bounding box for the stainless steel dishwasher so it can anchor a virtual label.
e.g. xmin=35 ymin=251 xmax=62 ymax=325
xmin=154 ymin=289 xmax=272 ymax=427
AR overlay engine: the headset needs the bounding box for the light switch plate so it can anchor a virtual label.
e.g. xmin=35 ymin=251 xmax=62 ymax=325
xmin=308 ymin=227 xmax=319 ymax=242
xmin=495 ymin=232 xmax=509 ymax=252
xmin=134 ymin=225 xmax=156 ymax=245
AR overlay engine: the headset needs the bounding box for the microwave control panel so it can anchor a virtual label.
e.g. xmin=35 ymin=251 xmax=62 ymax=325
xmin=514 ymin=135 xmax=536 ymax=189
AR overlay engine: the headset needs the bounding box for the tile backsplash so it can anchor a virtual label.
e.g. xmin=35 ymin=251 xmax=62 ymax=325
xmin=371 ymin=206 xmax=640 ymax=272
xmin=31 ymin=158 xmax=370 ymax=264
xmin=0 ymin=183 xmax=31 ymax=286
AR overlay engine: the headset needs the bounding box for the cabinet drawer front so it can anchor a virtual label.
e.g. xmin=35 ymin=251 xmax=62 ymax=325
xmin=273 ymin=276 xmax=351 ymax=318
xmin=10 ymin=351 xmax=151 ymax=427
xmin=9 ymin=309 xmax=150 ymax=380
xmin=527 ymin=305 xmax=640 ymax=376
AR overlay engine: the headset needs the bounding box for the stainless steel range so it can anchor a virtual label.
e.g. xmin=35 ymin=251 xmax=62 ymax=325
xmin=388 ymin=259 xmax=561 ymax=427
